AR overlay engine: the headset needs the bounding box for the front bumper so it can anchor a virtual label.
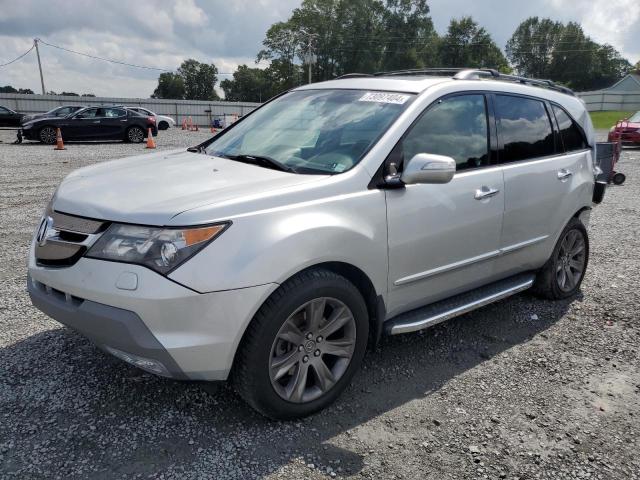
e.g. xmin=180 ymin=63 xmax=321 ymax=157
xmin=27 ymin=243 xmax=277 ymax=380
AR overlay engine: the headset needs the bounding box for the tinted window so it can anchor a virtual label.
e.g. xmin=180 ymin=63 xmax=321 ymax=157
xmin=552 ymin=105 xmax=587 ymax=152
xmin=104 ymin=108 xmax=126 ymax=118
xmin=0 ymin=107 xmax=9 ymax=115
xmin=75 ymin=108 xmax=98 ymax=119
xmin=400 ymin=94 xmax=489 ymax=171
xmin=55 ymin=107 xmax=72 ymax=116
xmin=496 ymin=95 xmax=554 ymax=162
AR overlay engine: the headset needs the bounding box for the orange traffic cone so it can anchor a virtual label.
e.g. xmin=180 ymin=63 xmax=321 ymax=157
xmin=188 ymin=116 xmax=193 ymax=130
xmin=54 ymin=128 xmax=66 ymax=150
xmin=145 ymin=128 xmax=156 ymax=149
xmin=181 ymin=119 xmax=187 ymax=130
xmin=210 ymin=126 xmax=216 ymax=134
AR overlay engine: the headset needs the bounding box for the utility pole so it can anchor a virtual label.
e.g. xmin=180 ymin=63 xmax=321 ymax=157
xmin=34 ymin=38 xmax=46 ymax=95
xmin=299 ymin=29 xmax=317 ymax=84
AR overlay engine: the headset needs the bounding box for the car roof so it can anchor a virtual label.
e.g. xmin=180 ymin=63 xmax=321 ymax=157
xmin=295 ymin=76 xmax=449 ymax=94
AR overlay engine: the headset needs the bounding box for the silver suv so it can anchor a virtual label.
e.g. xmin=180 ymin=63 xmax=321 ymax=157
xmin=28 ymin=69 xmax=597 ymax=419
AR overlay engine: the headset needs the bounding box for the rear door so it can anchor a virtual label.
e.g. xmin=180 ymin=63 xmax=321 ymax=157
xmin=493 ymin=94 xmax=589 ymax=276
xmin=385 ymin=93 xmax=505 ymax=316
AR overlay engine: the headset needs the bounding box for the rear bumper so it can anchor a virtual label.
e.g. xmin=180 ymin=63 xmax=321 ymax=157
xmin=27 ymin=242 xmax=277 ymax=380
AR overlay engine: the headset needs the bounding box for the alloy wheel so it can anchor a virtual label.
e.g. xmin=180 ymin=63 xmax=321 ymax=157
xmin=556 ymin=229 xmax=586 ymax=292
xmin=128 ymin=127 xmax=144 ymax=143
xmin=40 ymin=127 xmax=57 ymax=144
xmin=269 ymin=297 xmax=356 ymax=403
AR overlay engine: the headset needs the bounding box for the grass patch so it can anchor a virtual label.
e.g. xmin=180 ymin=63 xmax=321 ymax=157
xmin=590 ymin=111 xmax=634 ymax=129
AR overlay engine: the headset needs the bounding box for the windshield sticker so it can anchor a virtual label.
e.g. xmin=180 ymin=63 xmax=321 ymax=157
xmin=332 ymin=163 xmax=346 ymax=172
xmin=358 ymin=92 xmax=411 ymax=104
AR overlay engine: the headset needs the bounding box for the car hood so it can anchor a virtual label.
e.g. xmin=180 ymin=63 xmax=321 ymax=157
xmin=52 ymin=149 xmax=328 ymax=225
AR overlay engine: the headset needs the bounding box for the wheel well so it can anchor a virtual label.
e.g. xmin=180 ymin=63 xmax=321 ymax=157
xmin=294 ymin=262 xmax=385 ymax=348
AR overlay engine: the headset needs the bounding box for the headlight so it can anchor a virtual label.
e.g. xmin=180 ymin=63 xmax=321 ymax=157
xmin=86 ymin=222 xmax=229 ymax=274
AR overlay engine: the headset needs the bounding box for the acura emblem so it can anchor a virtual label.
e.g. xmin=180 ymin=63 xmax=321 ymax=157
xmin=36 ymin=216 xmax=54 ymax=247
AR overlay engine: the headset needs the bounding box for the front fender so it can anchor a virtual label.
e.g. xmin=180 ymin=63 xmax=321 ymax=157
xmin=168 ymin=190 xmax=389 ymax=297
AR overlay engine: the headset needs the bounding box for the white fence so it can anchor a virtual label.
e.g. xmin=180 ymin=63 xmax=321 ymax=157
xmin=577 ymin=91 xmax=640 ymax=112
xmin=0 ymin=93 xmax=261 ymax=126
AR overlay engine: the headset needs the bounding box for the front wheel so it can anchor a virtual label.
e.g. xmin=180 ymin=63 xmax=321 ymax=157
xmin=39 ymin=126 xmax=57 ymax=144
xmin=532 ymin=217 xmax=589 ymax=300
xmin=612 ymin=172 xmax=626 ymax=185
xmin=126 ymin=126 xmax=145 ymax=143
xmin=158 ymin=121 xmax=169 ymax=130
xmin=232 ymin=269 xmax=369 ymax=420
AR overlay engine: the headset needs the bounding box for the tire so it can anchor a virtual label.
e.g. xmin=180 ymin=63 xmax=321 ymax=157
xmin=39 ymin=126 xmax=57 ymax=145
xmin=612 ymin=172 xmax=626 ymax=185
xmin=532 ymin=217 xmax=589 ymax=300
xmin=126 ymin=126 xmax=145 ymax=143
xmin=158 ymin=121 xmax=169 ymax=130
xmin=232 ymin=268 xmax=369 ymax=420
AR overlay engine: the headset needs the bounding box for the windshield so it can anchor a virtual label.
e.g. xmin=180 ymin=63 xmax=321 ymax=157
xmin=205 ymin=89 xmax=413 ymax=174
xmin=629 ymin=111 xmax=640 ymax=122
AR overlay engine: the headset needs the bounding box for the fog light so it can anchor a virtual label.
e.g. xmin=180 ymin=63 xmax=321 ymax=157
xmin=104 ymin=346 xmax=169 ymax=376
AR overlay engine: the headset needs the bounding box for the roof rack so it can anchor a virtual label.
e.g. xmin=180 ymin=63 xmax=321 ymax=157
xmin=335 ymin=73 xmax=374 ymax=79
xmin=373 ymin=68 xmax=466 ymax=77
xmin=453 ymin=69 xmax=574 ymax=96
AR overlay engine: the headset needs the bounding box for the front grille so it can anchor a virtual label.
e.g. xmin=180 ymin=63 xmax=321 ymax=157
xmin=35 ymin=210 xmax=108 ymax=267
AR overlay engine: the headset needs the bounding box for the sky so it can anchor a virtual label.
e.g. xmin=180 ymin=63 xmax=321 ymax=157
xmin=0 ymin=0 xmax=638 ymax=98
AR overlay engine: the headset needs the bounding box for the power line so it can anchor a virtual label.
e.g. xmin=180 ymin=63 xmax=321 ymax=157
xmin=37 ymin=38 xmax=173 ymax=72
xmin=0 ymin=44 xmax=35 ymax=67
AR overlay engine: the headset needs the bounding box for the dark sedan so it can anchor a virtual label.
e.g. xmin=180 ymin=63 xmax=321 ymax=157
xmin=21 ymin=106 xmax=157 ymax=144
xmin=21 ymin=105 xmax=85 ymax=123
xmin=0 ymin=105 xmax=25 ymax=127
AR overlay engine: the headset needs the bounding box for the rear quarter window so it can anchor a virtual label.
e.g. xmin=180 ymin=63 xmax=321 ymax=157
xmin=552 ymin=104 xmax=588 ymax=152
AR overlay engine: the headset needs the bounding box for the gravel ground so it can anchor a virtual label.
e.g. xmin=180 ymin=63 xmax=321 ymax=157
xmin=1 ymin=128 xmax=639 ymax=480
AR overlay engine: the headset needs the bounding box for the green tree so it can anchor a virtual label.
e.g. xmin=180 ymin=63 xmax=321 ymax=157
xmin=177 ymin=59 xmax=220 ymax=100
xmin=438 ymin=17 xmax=508 ymax=71
xmin=379 ymin=0 xmax=439 ymax=72
xmin=506 ymin=17 xmax=563 ymax=78
xmin=152 ymin=72 xmax=185 ymax=99
xmin=0 ymin=85 xmax=18 ymax=93
xmin=221 ymin=60 xmax=304 ymax=102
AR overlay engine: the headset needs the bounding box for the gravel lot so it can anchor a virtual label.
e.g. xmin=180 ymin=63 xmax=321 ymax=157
xmin=1 ymin=128 xmax=639 ymax=480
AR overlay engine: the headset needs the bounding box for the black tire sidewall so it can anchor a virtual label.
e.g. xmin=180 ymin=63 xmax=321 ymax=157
xmin=158 ymin=121 xmax=169 ymax=130
xmin=237 ymin=272 xmax=369 ymax=419
xmin=547 ymin=218 xmax=589 ymax=299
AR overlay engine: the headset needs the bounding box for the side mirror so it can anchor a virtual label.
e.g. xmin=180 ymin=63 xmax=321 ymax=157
xmin=400 ymin=153 xmax=456 ymax=185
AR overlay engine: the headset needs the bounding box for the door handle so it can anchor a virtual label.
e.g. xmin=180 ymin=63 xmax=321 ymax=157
xmin=557 ymin=169 xmax=573 ymax=180
xmin=92 ymin=120 xmax=100 ymax=124
xmin=474 ymin=186 xmax=500 ymax=200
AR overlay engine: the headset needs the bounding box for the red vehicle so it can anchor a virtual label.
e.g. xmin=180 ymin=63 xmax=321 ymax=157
xmin=608 ymin=111 xmax=640 ymax=145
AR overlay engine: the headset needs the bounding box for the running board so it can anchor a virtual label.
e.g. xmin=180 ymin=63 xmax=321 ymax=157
xmin=385 ymin=273 xmax=536 ymax=335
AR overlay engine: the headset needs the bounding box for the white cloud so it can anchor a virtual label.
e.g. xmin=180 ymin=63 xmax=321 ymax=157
xmin=173 ymin=0 xmax=208 ymax=27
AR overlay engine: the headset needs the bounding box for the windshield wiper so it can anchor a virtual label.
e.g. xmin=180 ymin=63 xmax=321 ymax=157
xmin=220 ymin=153 xmax=298 ymax=173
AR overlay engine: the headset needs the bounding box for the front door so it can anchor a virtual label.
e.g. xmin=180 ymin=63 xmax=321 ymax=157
xmin=385 ymin=93 xmax=504 ymax=317
xmin=64 ymin=107 xmax=101 ymax=139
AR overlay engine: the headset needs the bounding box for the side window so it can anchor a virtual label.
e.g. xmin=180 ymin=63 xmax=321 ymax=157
xmin=104 ymin=108 xmax=126 ymax=118
xmin=0 ymin=107 xmax=10 ymax=115
xmin=56 ymin=107 xmax=71 ymax=116
xmin=495 ymin=95 xmax=554 ymax=162
xmin=552 ymin=105 xmax=587 ymax=152
xmin=400 ymin=94 xmax=489 ymax=171
xmin=75 ymin=108 xmax=98 ymax=119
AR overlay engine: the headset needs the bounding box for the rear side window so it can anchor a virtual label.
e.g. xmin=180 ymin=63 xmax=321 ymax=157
xmin=552 ymin=105 xmax=587 ymax=152
xmin=104 ymin=108 xmax=126 ymax=118
xmin=495 ymin=95 xmax=554 ymax=162
xmin=400 ymin=94 xmax=489 ymax=171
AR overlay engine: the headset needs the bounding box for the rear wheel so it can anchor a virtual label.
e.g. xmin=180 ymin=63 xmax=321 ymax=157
xmin=532 ymin=217 xmax=589 ymax=300
xmin=39 ymin=126 xmax=57 ymax=145
xmin=612 ymin=172 xmax=626 ymax=185
xmin=233 ymin=269 xmax=369 ymax=420
xmin=158 ymin=121 xmax=169 ymax=130
xmin=126 ymin=126 xmax=145 ymax=143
